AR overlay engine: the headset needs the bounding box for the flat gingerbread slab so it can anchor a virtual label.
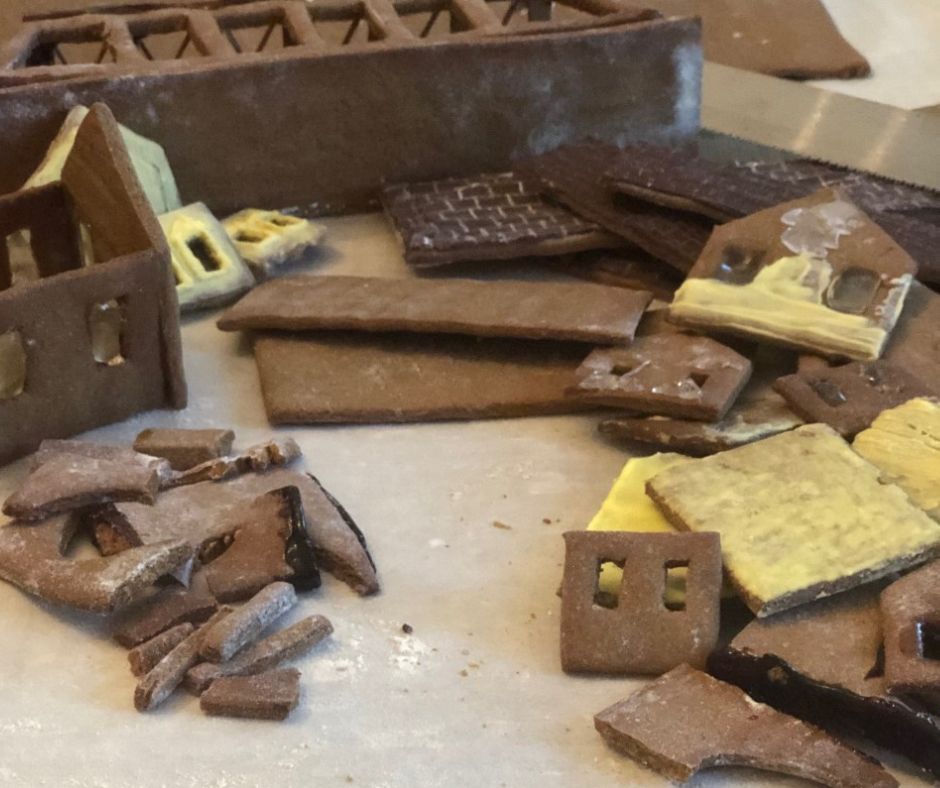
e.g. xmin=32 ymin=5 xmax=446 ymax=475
xmin=570 ymin=333 xmax=752 ymax=421
xmin=646 ymin=424 xmax=940 ymax=617
xmin=381 ymin=172 xmax=621 ymax=267
xmin=217 ymin=275 xmax=651 ymax=345
xmin=253 ymin=333 xmax=592 ymax=424
xmin=594 ymin=664 xmax=896 ymax=787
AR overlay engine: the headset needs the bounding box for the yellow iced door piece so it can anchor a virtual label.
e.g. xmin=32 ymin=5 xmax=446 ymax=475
xmin=647 ymin=424 xmax=940 ymax=617
xmin=223 ymin=209 xmax=326 ymax=280
xmin=853 ymin=398 xmax=940 ymax=519
xmin=588 ymin=453 xmax=692 ymax=604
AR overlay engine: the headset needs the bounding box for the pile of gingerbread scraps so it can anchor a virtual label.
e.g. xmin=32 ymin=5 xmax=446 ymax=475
xmin=0 ymin=429 xmax=377 ymax=720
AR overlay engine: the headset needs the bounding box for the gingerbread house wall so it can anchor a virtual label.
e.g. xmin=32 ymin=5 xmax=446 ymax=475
xmin=0 ymin=104 xmax=186 ymax=466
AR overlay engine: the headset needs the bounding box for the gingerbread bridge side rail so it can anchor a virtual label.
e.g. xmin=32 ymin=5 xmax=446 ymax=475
xmin=0 ymin=0 xmax=650 ymax=85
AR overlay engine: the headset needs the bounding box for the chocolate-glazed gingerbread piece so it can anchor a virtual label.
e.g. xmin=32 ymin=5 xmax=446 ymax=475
xmin=111 ymin=570 xmax=218 ymax=648
xmin=93 ymin=466 xmax=378 ymax=596
xmin=709 ymin=585 xmax=940 ymax=781
xmin=380 ymin=172 xmax=621 ymax=267
xmin=199 ymin=581 xmax=297 ymax=663
xmin=647 ymin=424 xmax=940 ymax=617
xmin=881 ymin=561 xmax=940 ymax=712
xmin=202 ymin=486 xmax=320 ymax=603
xmin=515 ymin=142 xmax=713 ymax=273
xmin=773 ymin=360 xmax=935 ymax=438
xmin=0 ymin=512 xmax=190 ymax=612
xmin=669 ymin=189 xmax=917 ymax=360
xmin=185 ymin=614 xmax=333 ymax=694
xmin=594 ymin=664 xmax=897 ymax=788
xmin=3 ymin=452 xmax=162 ymax=520
xmin=133 ymin=428 xmax=235 ymax=472
xmin=253 ymin=333 xmax=591 ymax=425
xmin=571 ymin=333 xmax=752 ymax=421
xmin=135 ymin=605 xmax=232 ymax=712
xmin=560 ymin=531 xmax=721 ymax=674
xmin=200 ymin=668 xmax=301 ymax=721
xmin=128 ymin=622 xmax=195 ymax=677
xmin=217 ymin=275 xmax=652 ymax=346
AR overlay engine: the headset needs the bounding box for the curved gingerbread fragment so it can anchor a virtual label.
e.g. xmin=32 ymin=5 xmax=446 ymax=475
xmin=0 ymin=513 xmax=191 ymax=613
xmin=595 ymin=664 xmax=897 ymax=788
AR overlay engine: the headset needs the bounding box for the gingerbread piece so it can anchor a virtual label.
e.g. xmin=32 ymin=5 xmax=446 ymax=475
xmin=0 ymin=512 xmax=190 ymax=612
xmin=0 ymin=10 xmax=701 ymax=216
xmin=253 ymin=333 xmax=591 ymax=425
xmin=380 ymin=172 xmax=621 ymax=267
xmin=223 ymin=209 xmax=325 ymax=280
xmin=135 ymin=606 xmax=232 ymax=712
xmin=202 ymin=486 xmax=320 ymax=603
xmin=199 ymin=581 xmax=296 ymax=663
xmin=709 ymin=585 xmax=940 ymax=781
xmin=128 ymin=623 xmax=195 ymax=677
xmin=133 ymin=428 xmax=235 ymax=472
xmin=515 ymin=142 xmax=713 ymax=273
xmin=3 ymin=452 xmax=162 ymax=520
xmin=571 ymin=333 xmax=752 ymax=421
xmin=647 ymin=424 xmax=940 ymax=617
xmin=170 ymin=437 xmax=301 ymax=486
xmin=560 ymin=531 xmax=721 ymax=674
xmin=651 ymin=0 xmax=869 ymax=80
xmin=0 ymin=104 xmax=186 ymax=467
xmin=552 ymin=251 xmax=682 ymax=302
xmin=111 ymin=571 xmax=218 ymax=648
xmin=881 ymin=561 xmax=940 ymax=711
xmin=669 ymin=189 xmax=917 ymax=360
xmin=881 ymin=281 xmax=940 ymax=390
xmin=200 ymin=668 xmax=301 ymax=721
xmin=159 ymin=202 xmax=255 ymax=313
xmin=595 ymin=664 xmax=897 ymax=788
xmin=92 ymin=466 xmax=378 ymax=596
xmin=773 ymin=361 xmax=935 ymax=438
xmin=217 ymin=274 xmax=652 ymax=345
xmin=853 ymin=397 xmax=940 ymax=518
xmin=185 ymin=614 xmax=333 ymax=694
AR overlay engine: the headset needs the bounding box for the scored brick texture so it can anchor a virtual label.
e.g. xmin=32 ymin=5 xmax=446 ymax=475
xmin=382 ymin=172 xmax=611 ymax=265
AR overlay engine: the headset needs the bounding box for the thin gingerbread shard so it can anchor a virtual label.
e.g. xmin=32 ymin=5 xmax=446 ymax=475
xmin=217 ymin=275 xmax=651 ymax=345
xmin=133 ymin=428 xmax=235 ymax=472
xmin=186 ymin=614 xmax=333 ymax=694
xmin=646 ymin=424 xmax=940 ymax=617
xmin=200 ymin=668 xmax=301 ymax=721
xmin=594 ymin=664 xmax=897 ymax=787
xmin=94 ymin=467 xmax=378 ymax=596
xmin=128 ymin=623 xmax=195 ymax=677
xmin=0 ymin=513 xmax=190 ymax=613
xmin=199 ymin=581 xmax=297 ymax=663
xmin=170 ymin=438 xmax=301 ymax=486
xmin=3 ymin=453 xmax=161 ymax=520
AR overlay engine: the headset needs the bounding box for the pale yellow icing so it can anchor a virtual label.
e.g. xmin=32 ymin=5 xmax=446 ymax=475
xmin=223 ymin=209 xmax=325 ymax=269
xmin=648 ymin=424 xmax=940 ymax=615
xmin=670 ymin=254 xmax=911 ymax=360
xmin=23 ymin=105 xmax=182 ymax=215
xmin=588 ymin=453 xmax=692 ymax=602
xmin=853 ymin=398 xmax=940 ymax=519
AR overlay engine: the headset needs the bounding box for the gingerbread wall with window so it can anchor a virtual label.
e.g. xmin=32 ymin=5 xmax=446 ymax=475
xmin=0 ymin=103 xmax=186 ymax=465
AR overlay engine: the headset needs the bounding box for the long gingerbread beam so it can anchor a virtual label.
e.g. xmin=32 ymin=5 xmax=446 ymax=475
xmin=0 ymin=7 xmax=701 ymax=214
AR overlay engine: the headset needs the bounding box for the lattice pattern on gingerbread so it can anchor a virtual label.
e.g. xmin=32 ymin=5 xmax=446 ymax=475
xmin=1 ymin=0 xmax=643 ymax=83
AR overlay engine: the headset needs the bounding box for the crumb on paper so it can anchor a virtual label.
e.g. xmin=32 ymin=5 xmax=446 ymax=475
xmin=492 ymin=520 xmax=513 ymax=530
